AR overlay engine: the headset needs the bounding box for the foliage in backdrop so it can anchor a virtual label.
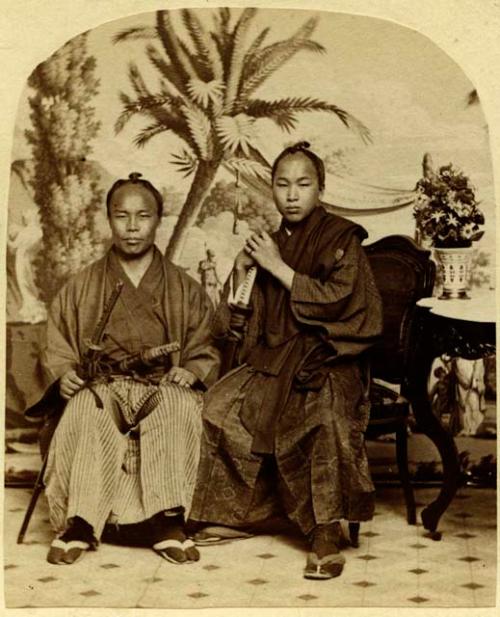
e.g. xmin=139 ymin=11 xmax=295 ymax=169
xmin=26 ymin=33 xmax=105 ymax=302
xmin=197 ymin=180 xmax=280 ymax=232
xmin=114 ymin=8 xmax=370 ymax=261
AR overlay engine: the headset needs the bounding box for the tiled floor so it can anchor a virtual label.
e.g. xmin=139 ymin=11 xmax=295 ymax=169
xmin=4 ymin=485 xmax=496 ymax=609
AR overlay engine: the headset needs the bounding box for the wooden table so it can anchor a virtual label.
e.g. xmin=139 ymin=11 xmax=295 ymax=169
xmin=413 ymin=291 xmax=496 ymax=539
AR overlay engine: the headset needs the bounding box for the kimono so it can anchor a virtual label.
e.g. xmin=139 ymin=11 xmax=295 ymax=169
xmin=190 ymin=206 xmax=383 ymax=535
xmin=30 ymin=247 xmax=220 ymax=539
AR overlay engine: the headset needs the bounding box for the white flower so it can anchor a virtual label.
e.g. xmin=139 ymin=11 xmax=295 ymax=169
xmin=430 ymin=210 xmax=446 ymax=222
xmin=446 ymin=214 xmax=459 ymax=227
xmin=460 ymin=222 xmax=475 ymax=239
xmin=451 ymin=202 xmax=471 ymax=217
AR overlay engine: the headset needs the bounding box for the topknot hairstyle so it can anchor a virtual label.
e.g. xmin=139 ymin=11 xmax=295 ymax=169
xmin=271 ymin=141 xmax=325 ymax=192
xmin=106 ymin=172 xmax=164 ymax=217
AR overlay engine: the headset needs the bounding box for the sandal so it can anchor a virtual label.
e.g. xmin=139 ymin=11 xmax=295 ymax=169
xmin=192 ymin=525 xmax=253 ymax=546
xmin=304 ymin=551 xmax=346 ymax=580
xmin=47 ymin=538 xmax=90 ymax=565
xmin=152 ymin=538 xmax=200 ymax=564
xmin=304 ymin=522 xmax=348 ymax=580
xmin=153 ymin=538 xmax=188 ymax=564
xmin=183 ymin=538 xmax=200 ymax=562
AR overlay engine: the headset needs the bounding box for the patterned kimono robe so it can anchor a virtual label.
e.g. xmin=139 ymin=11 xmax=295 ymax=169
xmin=190 ymin=206 xmax=383 ymax=535
xmin=31 ymin=247 xmax=219 ymax=539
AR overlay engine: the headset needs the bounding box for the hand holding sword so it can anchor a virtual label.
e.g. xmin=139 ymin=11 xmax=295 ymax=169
xmin=242 ymin=230 xmax=294 ymax=291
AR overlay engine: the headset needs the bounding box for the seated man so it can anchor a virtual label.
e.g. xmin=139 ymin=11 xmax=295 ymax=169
xmin=190 ymin=142 xmax=383 ymax=579
xmin=28 ymin=172 xmax=219 ymax=565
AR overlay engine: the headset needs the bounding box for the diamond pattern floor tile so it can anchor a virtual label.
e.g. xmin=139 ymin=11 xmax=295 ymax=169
xmin=4 ymin=486 xmax=496 ymax=608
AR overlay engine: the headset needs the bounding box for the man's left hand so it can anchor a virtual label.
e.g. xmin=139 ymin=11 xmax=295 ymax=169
xmin=244 ymin=231 xmax=283 ymax=274
xmin=163 ymin=366 xmax=197 ymax=388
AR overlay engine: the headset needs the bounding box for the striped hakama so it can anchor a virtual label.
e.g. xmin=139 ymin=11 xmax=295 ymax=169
xmin=44 ymin=379 xmax=203 ymax=538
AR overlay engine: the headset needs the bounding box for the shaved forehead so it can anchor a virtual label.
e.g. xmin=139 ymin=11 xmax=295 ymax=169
xmin=110 ymin=183 xmax=158 ymax=209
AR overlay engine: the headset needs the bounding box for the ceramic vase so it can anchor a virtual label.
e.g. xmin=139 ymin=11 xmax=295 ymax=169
xmin=434 ymin=246 xmax=473 ymax=299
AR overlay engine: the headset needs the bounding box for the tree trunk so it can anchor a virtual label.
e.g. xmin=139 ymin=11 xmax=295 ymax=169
xmin=165 ymin=159 xmax=221 ymax=263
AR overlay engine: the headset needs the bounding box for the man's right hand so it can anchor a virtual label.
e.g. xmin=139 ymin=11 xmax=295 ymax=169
xmin=59 ymin=369 xmax=85 ymax=400
xmin=229 ymin=312 xmax=247 ymax=331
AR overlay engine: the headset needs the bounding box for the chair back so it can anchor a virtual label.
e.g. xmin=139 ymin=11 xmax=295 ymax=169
xmin=364 ymin=235 xmax=435 ymax=390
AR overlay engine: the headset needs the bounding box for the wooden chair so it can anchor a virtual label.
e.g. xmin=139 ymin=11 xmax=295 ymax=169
xmin=359 ymin=235 xmax=436 ymax=535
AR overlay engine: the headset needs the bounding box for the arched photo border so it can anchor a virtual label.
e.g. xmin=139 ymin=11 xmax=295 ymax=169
xmin=0 ymin=1 xmax=498 ymax=616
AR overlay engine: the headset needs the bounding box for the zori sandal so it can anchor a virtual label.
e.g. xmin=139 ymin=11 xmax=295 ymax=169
xmin=192 ymin=525 xmax=253 ymax=546
xmin=304 ymin=551 xmax=346 ymax=580
xmin=304 ymin=522 xmax=348 ymax=580
xmin=153 ymin=539 xmax=188 ymax=564
xmin=47 ymin=539 xmax=90 ymax=565
xmin=183 ymin=538 xmax=200 ymax=562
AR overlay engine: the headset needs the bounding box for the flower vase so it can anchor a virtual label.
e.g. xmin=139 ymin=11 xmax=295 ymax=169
xmin=434 ymin=247 xmax=473 ymax=299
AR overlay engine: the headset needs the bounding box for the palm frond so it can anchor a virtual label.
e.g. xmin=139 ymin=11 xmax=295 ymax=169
xmin=133 ymin=122 xmax=167 ymax=148
xmin=225 ymin=156 xmax=270 ymax=180
xmin=115 ymin=90 xmax=187 ymax=140
xmin=156 ymin=10 xmax=199 ymax=83
xmin=216 ymin=113 xmax=257 ymax=156
xmin=239 ymin=41 xmax=324 ymax=103
xmin=187 ymin=54 xmax=213 ymax=83
xmin=181 ymin=9 xmax=224 ymax=80
xmin=187 ymin=78 xmax=225 ymax=109
xmin=244 ymin=39 xmax=324 ymax=83
xmin=292 ymin=16 xmax=318 ymax=39
xmin=238 ymin=17 xmax=323 ymax=103
xmin=115 ymin=92 xmax=137 ymax=133
xmin=171 ymin=147 xmax=198 ymax=177
xmin=146 ymin=45 xmax=186 ymax=96
xmin=244 ymin=97 xmax=300 ymax=132
xmin=127 ymin=62 xmax=151 ymax=98
xmin=179 ymin=103 xmax=212 ymax=159
xmin=210 ymin=8 xmax=235 ymax=77
xmin=218 ymin=7 xmax=231 ymax=34
xmin=246 ymin=16 xmax=318 ymax=72
xmin=245 ymin=97 xmax=372 ymax=143
xmin=112 ymin=26 xmax=157 ymax=44
xmin=224 ymin=8 xmax=258 ymax=113
xmin=244 ymin=26 xmax=270 ymax=62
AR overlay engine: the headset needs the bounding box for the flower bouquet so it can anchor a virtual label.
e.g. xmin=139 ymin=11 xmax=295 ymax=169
xmin=413 ymin=164 xmax=485 ymax=298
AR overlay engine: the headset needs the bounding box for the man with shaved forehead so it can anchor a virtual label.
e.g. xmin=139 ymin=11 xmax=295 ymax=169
xmin=29 ymin=172 xmax=219 ymax=565
xmin=191 ymin=143 xmax=383 ymax=580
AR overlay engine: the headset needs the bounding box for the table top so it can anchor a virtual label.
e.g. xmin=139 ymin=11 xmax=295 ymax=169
xmin=417 ymin=291 xmax=497 ymax=323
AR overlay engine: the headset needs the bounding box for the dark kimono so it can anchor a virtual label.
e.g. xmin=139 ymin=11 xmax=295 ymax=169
xmin=190 ymin=206 xmax=383 ymax=535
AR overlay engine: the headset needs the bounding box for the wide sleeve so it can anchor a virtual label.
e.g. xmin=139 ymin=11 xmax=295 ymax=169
xmin=24 ymin=283 xmax=81 ymax=416
xmin=40 ymin=284 xmax=81 ymax=385
xmin=290 ymin=235 xmax=361 ymax=322
xmin=290 ymin=235 xmax=383 ymax=356
xmin=180 ymin=279 xmax=221 ymax=388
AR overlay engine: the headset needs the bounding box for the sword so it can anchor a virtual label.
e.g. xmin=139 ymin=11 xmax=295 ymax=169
xmin=77 ymin=281 xmax=124 ymax=405
xmin=219 ymin=266 xmax=257 ymax=376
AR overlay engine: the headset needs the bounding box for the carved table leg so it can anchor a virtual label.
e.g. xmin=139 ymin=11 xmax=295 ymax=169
xmin=410 ymin=309 xmax=462 ymax=539
xmin=414 ymin=396 xmax=461 ymax=539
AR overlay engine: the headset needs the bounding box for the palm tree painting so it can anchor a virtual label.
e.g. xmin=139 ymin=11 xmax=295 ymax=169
xmin=114 ymin=8 xmax=371 ymax=262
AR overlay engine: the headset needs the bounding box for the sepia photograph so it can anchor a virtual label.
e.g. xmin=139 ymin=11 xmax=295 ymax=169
xmin=2 ymin=0 xmax=497 ymax=612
